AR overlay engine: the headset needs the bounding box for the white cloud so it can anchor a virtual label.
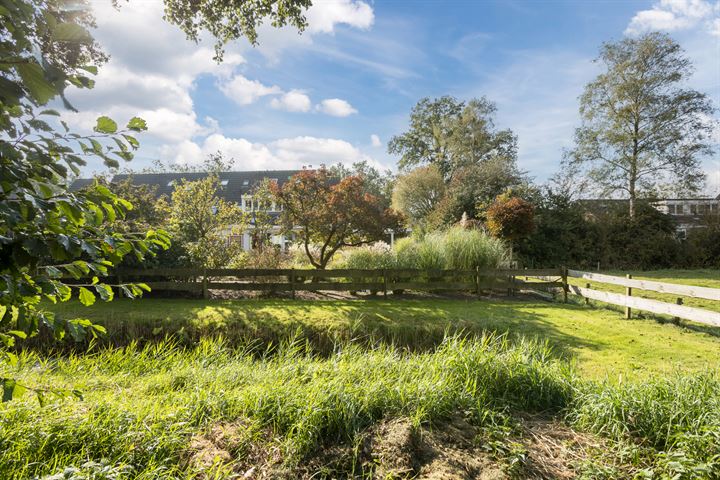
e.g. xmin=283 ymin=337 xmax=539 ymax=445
xmin=219 ymin=74 xmax=282 ymax=105
xmin=306 ymin=0 xmax=374 ymax=33
xmin=626 ymin=0 xmax=719 ymax=35
xmin=161 ymin=134 xmax=386 ymax=171
xmin=317 ymin=98 xmax=358 ymax=117
xmin=270 ymin=90 xmax=312 ymax=112
xmin=370 ymin=134 xmax=382 ymax=147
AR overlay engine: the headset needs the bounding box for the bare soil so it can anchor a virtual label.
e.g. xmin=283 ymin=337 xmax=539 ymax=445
xmin=185 ymin=414 xmax=619 ymax=479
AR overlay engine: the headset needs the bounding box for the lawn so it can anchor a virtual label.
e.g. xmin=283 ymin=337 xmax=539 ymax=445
xmin=47 ymin=296 xmax=720 ymax=380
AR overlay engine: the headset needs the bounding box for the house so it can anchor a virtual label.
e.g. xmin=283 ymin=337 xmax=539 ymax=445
xmin=579 ymin=195 xmax=720 ymax=237
xmin=73 ymin=170 xmax=303 ymax=251
xmin=651 ymin=197 xmax=720 ymax=237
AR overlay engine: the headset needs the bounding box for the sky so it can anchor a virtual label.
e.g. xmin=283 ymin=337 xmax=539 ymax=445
xmin=68 ymin=0 xmax=720 ymax=195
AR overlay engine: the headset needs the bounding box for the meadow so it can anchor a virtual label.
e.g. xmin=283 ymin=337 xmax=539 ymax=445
xmin=2 ymin=272 xmax=720 ymax=479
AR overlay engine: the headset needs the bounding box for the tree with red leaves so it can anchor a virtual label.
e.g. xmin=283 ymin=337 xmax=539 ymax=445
xmin=486 ymin=193 xmax=535 ymax=258
xmin=272 ymin=168 xmax=403 ymax=269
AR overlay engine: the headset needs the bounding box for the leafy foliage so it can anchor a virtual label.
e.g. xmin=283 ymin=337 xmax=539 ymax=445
xmin=391 ymin=164 xmax=445 ymax=229
xmin=486 ymin=193 xmax=536 ymax=243
xmin=162 ymin=0 xmax=313 ymax=60
xmin=568 ymin=32 xmax=715 ymax=217
xmin=273 ymin=168 xmax=403 ymax=269
xmin=388 ymin=96 xmax=517 ymax=178
xmin=166 ymin=176 xmax=247 ymax=269
xmin=0 ymin=0 xmax=171 ymax=401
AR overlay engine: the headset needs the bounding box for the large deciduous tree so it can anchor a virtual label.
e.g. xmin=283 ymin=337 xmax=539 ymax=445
xmin=568 ymin=32 xmax=715 ymax=217
xmin=388 ymin=96 xmax=517 ymax=178
xmin=389 ymin=96 xmax=524 ymax=225
xmin=273 ymin=169 xmax=402 ymax=269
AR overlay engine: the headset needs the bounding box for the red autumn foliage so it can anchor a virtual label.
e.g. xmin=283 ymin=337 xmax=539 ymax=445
xmin=272 ymin=168 xmax=403 ymax=269
xmin=486 ymin=195 xmax=535 ymax=242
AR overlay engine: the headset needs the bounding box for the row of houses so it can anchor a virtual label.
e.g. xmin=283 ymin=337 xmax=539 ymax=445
xmin=72 ymin=170 xmax=720 ymax=249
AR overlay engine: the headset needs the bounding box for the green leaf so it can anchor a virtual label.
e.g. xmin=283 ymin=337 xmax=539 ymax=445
xmin=94 ymin=116 xmax=117 ymax=134
xmin=126 ymin=117 xmax=147 ymax=132
xmin=78 ymin=287 xmax=96 ymax=307
xmin=52 ymin=22 xmax=93 ymax=43
xmin=16 ymin=62 xmax=56 ymax=104
xmin=94 ymin=284 xmax=114 ymax=302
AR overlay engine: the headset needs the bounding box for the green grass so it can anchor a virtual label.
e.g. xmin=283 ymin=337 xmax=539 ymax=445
xmin=45 ymin=297 xmax=720 ymax=380
xmin=569 ymin=268 xmax=720 ymax=313
xmin=2 ymin=336 xmax=718 ymax=479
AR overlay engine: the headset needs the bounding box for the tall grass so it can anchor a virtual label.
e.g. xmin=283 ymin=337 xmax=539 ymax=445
xmin=340 ymin=226 xmax=509 ymax=271
xmin=0 ymin=334 xmax=571 ymax=479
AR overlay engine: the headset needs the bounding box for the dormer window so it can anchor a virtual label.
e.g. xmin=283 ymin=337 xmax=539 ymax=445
xmin=167 ymin=180 xmax=175 ymax=187
xmin=243 ymin=180 xmax=249 ymax=186
xmin=220 ymin=180 xmax=229 ymax=186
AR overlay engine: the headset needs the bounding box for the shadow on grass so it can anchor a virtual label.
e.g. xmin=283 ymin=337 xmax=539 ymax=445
xmin=36 ymin=297 xmax=603 ymax=363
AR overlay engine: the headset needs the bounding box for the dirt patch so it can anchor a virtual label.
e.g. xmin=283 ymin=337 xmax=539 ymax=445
xmin=516 ymin=415 xmax=622 ymax=479
xmin=362 ymin=416 xmax=507 ymax=480
xmin=184 ymin=415 xmax=624 ymax=479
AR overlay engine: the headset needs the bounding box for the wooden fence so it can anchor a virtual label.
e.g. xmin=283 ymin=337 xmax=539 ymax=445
xmin=116 ymin=267 xmax=565 ymax=298
xmin=567 ymin=270 xmax=720 ymax=327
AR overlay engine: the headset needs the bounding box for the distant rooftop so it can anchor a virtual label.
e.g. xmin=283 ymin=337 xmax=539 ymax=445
xmin=71 ymin=170 xmax=303 ymax=205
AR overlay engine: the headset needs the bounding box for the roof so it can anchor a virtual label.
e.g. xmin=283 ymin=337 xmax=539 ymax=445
xmin=109 ymin=170 xmax=303 ymax=204
xmin=68 ymin=178 xmax=96 ymax=191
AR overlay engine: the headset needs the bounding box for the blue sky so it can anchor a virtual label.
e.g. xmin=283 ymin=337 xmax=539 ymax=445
xmin=70 ymin=0 xmax=720 ymax=194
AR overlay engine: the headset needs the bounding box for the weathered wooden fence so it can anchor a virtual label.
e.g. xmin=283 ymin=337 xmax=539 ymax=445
xmin=567 ymin=270 xmax=720 ymax=327
xmin=115 ymin=267 xmax=565 ymax=298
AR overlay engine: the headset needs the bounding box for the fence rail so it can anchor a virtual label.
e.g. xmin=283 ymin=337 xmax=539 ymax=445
xmin=115 ymin=267 xmax=564 ymax=297
xmin=566 ymin=270 xmax=720 ymax=327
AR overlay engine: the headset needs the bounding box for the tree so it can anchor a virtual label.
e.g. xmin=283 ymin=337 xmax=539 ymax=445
xmin=438 ymin=156 xmax=528 ymax=223
xmin=166 ymin=176 xmax=248 ymax=269
xmin=568 ymin=32 xmax=715 ymax=217
xmin=329 ymin=160 xmax=395 ymax=209
xmin=0 ymin=0 xmax=312 ymax=401
xmin=0 ymin=0 xmax=174 ymax=401
xmin=391 ymin=165 xmax=445 ymax=228
xmin=163 ymin=0 xmax=312 ymax=60
xmin=486 ymin=193 xmax=535 ymax=259
xmin=388 ymin=96 xmax=464 ymax=176
xmin=273 ymin=168 xmax=402 ymax=269
xmin=388 ymin=96 xmax=517 ymax=178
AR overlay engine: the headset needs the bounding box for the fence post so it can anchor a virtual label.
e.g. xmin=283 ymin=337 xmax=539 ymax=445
xmin=561 ymin=266 xmax=568 ymax=303
xmin=383 ymin=269 xmax=388 ymax=298
xmin=202 ymin=268 xmax=209 ymax=300
xmin=290 ymin=269 xmax=296 ymax=300
xmin=625 ymin=274 xmax=632 ymax=319
xmin=476 ymin=266 xmax=481 ymax=298
xmin=673 ymin=298 xmax=682 ymax=324
xmin=585 ymin=283 xmax=591 ymax=305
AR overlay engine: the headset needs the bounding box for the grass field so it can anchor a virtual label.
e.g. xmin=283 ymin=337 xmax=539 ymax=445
xmin=47 ymin=296 xmax=720 ymax=380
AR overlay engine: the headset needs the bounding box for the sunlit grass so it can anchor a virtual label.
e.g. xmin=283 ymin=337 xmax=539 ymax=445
xmin=45 ymin=297 xmax=720 ymax=380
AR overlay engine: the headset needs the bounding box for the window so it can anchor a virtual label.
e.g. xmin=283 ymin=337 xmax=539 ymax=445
xmin=220 ymin=179 xmax=229 ymax=186
xmin=167 ymin=180 xmax=175 ymax=187
xmin=667 ymin=204 xmax=676 ymax=215
xmin=690 ymin=204 xmax=698 ymax=215
xmin=243 ymin=180 xmax=249 ymax=186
